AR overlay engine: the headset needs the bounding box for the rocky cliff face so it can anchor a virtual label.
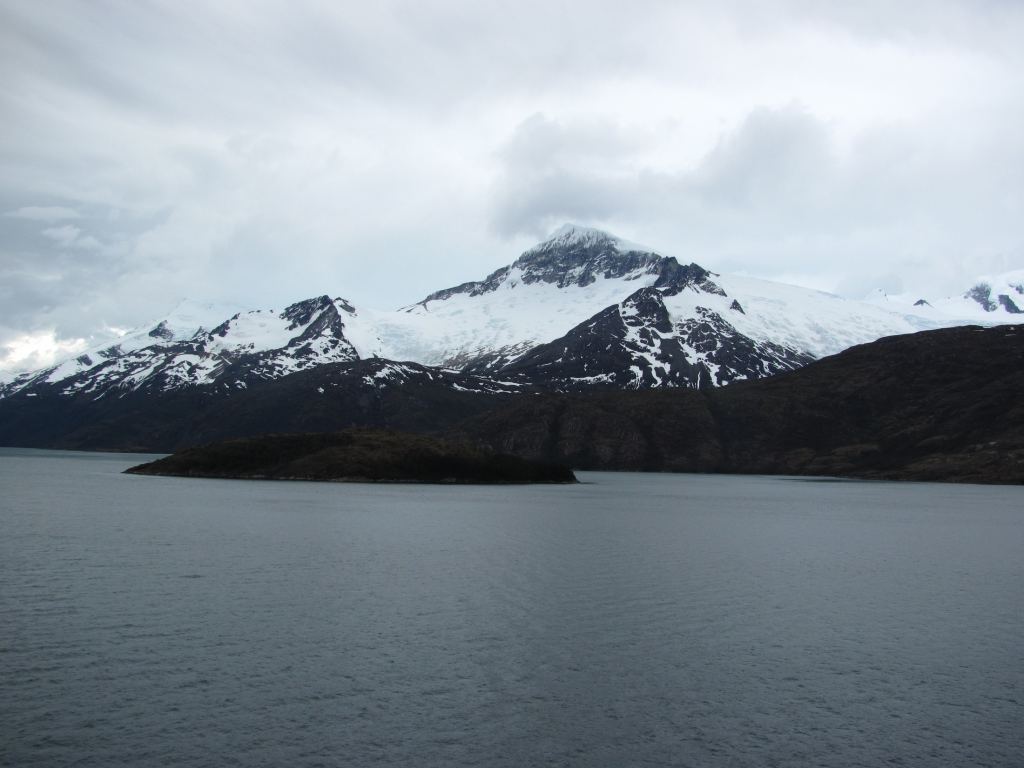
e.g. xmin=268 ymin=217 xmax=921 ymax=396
xmin=964 ymin=282 xmax=1023 ymax=314
xmin=496 ymin=286 xmax=811 ymax=390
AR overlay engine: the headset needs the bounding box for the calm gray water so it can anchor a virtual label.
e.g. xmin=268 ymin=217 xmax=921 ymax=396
xmin=1 ymin=449 xmax=1021 ymax=768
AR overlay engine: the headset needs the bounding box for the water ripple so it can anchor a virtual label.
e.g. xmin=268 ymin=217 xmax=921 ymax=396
xmin=1 ymin=450 xmax=1022 ymax=767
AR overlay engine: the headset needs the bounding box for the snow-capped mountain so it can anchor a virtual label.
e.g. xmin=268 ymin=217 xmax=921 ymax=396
xmin=868 ymin=270 xmax=1024 ymax=320
xmin=367 ymin=224 xmax=992 ymax=388
xmin=362 ymin=224 xmax=945 ymax=387
xmin=499 ymin=287 xmax=813 ymax=390
xmin=1 ymin=295 xmax=376 ymax=397
xmin=23 ymin=299 xmax=243 ymax=387
xmin=2 ymin=224 xmax=1019 ymax=403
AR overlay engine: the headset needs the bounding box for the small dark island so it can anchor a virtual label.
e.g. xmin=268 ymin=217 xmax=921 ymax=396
xmin=124 ymin=428 xmax=577 ymax=484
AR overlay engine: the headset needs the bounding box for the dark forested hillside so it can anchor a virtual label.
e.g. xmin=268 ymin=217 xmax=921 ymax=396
xmin=3 ymin=325 xmax=1022 ymax=483
xmin=452 ymin=325 xmax=1024 ymax=484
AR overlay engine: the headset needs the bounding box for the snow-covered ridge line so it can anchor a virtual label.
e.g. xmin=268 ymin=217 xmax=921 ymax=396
xmin=1 ymin=294 xmax=375 ymax=398
xmin=2 ymin=223 xmax=1021 ymax=400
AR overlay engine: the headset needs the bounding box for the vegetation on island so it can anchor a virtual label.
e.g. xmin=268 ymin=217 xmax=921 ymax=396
xmin=125 ymin=429 xmax=577 ymax=484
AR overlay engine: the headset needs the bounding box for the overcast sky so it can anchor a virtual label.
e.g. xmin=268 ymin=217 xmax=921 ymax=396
xmin=2 ymin=0 xmax=1022 ymax=373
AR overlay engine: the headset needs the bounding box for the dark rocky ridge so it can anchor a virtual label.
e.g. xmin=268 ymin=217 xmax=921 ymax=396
xmin=0 ymin=359 xmax=523 ymax=453
xmin=965 ymin=282 xmax=1023 ymax=314
xmin=495 ymin=287 xmax=810 ymax=390
xmin=452 ymin=324 xmax=1024 ymax=484
xmin=125 ymin=429 xmax=576 ymax=484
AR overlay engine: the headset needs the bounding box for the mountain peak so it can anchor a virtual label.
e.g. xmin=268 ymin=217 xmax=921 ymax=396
xmin=547 ymin=222 xmax=615 ymax=242
xmin=415 ymin=224 xmax=713 ymax=305
xmin=538 ymin=223 xmax=654 ymax=255
xmin=513 ymin=225 xmax=667 ymax=290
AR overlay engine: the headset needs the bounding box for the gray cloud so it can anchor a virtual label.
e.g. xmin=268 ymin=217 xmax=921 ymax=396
xmin=490 ymin=114 xmax=648 ymax=238
xmin=1 ymin=0 xmax=1022 ymax=371
xmin=489 ymin=103 xmax=1024 ymax=296
xmin=4 ymin=206 xmax=83 ymax=221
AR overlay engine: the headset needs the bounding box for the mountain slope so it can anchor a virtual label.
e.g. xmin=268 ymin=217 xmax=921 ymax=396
xmin=373 ymin=224 xmax=949 ymax=370
xmin=453 ymin=324 xmax=1024 ymax=484
xmin=1 ymin=296 xmax=380 ymax=398
xmin=0 ymin=358 xmax=524 ymax=452
xmin=2 ymin=224 xmax=1020 ymax=407
xmin=496 ymin=286 xmax=812 ymax=389
xmin=3 ymin=323 xmax=1022 ymax=484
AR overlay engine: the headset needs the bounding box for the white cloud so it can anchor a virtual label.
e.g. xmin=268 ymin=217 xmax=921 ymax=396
xmin=487 ymin=102 xmax=1024 ymax=299
xmin=0 ymin=329 xmax=87 ymax=373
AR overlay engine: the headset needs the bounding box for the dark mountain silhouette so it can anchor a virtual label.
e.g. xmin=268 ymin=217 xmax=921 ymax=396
xmin=451 ymin=324 xmax=1024 ymax=484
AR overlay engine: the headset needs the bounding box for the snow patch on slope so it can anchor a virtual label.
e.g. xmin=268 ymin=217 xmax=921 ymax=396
xmin=699 ymin=274 xmax=939 ymax=358
xmin=869 ymin=269 xmax=1024 ymax=321
xmin=373 ymin=266 xmax=667 ymax=366
xmin=207 ymin=309 xmax=301 ymax=355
